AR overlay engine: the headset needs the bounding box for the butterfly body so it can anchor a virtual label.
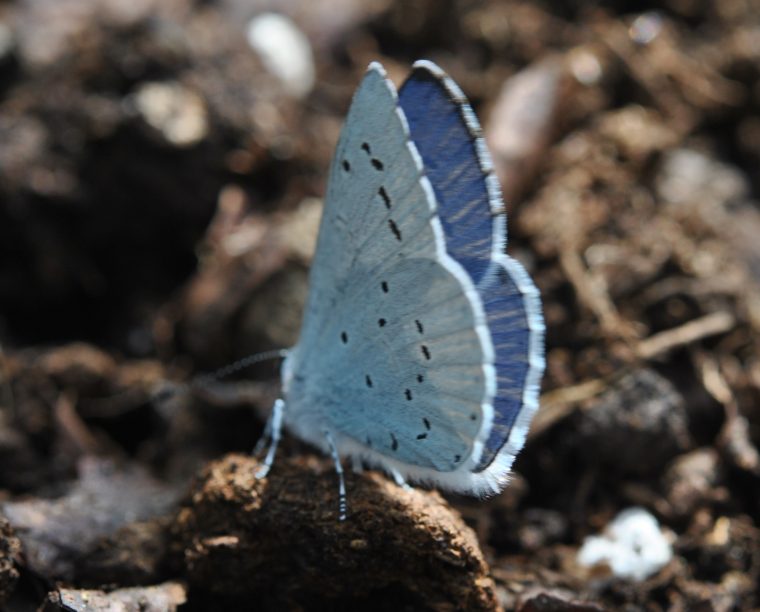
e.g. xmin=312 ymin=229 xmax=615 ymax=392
xmin=278 ymin=61 xmax=544 ymax=498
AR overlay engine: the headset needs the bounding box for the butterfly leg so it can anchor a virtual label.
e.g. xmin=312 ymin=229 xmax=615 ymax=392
xmin=323 ymin=429 xmax=348 ymax=521
xmin=254 ymin=398 xmax=284 ymax=479
xmin=252 ymin=413 xmax=272 ymax=456
xmin=388 ymin=467 xmax=413 ymax=491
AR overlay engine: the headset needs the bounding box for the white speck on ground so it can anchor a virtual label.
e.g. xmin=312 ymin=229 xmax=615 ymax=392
xmin=577 ymin=507 xmax=673 ymax=581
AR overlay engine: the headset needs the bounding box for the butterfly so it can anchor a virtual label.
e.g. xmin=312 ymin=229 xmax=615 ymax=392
xmin=255 ymin=60 xmax=545 ymax=519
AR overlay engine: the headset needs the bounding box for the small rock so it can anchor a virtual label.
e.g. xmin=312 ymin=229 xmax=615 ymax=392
xmin=597 ymin=105 xmax=679 ymax=162
xmin=656 ymin=148 xmax=749 ymax=213
xmin=486 ymin=57 xmax=569 ymax=204
xmin=247 ymin=12 xmax=315 ymax=98
xmin=628 ymin=11 xmax=664 ymax=45
xmin=578 ymin=368 xmax=690 ymax=475
xmin=577 ymin=507 xmax=673 ymax=581
xmin=133 ymin=82 xmax=208 ymax=147
xmin=41 ymin=581 xmax=186 ymax=612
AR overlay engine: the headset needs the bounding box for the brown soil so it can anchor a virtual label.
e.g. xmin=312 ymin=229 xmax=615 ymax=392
xmin=1 ymin=1 xmax=759 ymax=610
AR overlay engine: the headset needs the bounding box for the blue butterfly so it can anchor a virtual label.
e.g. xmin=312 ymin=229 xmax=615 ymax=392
xmin=256 ymin=60 xmax=545 ymax=519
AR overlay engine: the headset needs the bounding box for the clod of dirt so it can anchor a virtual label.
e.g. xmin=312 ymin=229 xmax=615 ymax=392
xmin=171 ymin=453 xmax=500 ymax=611
xmin=2 ymin=457 xmax=181 ymax=581
xmin=74 ymin=518 xmax=172 ymax=587
xmin=577 ymin=368 xmax=691 ymax=475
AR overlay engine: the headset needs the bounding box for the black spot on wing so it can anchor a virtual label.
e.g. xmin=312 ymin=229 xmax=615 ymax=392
xmin=388 ymin=219 xmax=402 ymax=241
xmin=378 ymin=186 xmax=391 ymax=209
xmin=359 ymin=142 xmax=383 ymax=170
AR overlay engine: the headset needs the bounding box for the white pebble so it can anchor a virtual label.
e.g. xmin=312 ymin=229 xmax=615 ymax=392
xmin=629 ymin=12 xmax=664 ymax=45
xmin=133 ymin=82 xmax=208 ymax=147
xmin=247 ymin=12 xmax=315 ymax=98
xmin=577 ymin=507 xmax=673 ymax=581
xmin=656 ymin=148 xmax=748 ymax=208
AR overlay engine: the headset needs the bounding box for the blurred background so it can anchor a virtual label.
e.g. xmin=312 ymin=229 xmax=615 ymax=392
xmin=1 ymin=0 xmax=759 ymax=610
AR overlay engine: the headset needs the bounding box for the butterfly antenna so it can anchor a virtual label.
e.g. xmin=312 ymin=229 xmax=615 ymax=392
xmin=148 ymin=348 xmax=289 ymax=414
xmin=191 ymin=348 xmax=289 ymax=389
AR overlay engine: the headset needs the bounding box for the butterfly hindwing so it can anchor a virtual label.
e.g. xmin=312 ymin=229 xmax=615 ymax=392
xmin=399 ymin=61 xmax=545 ymax=482
xmin=474 ymin=257 xmax=544 ymax=473
xmin=324 ymin=256 xmax=487 ymax=472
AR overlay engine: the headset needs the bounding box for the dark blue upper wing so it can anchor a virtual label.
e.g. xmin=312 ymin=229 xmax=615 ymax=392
xmin=398 ymin=62 xmax=504 ymax=284
xmin=399 ymin=61 xmax=543 ymax=474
